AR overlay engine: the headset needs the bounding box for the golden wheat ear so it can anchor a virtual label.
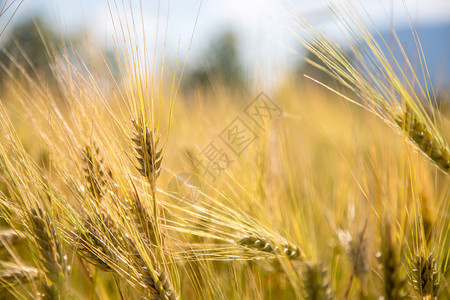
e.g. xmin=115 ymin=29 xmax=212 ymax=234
xmin=76 ymin=209 xmax=130 ymax=273
xmin=348 ymin=231 xmax=369 ymax=282
xmin=237 ymin=234 xmax=303 ymax=260
xmin=395 ymin=108 xmax=450 ymax=174
xmin=287 ymin=2 xmax=450 ymax=177
xmin=127 ymin=239 xmax=178 ymax=300
xmin=378 ymin=224 xmax=407 ymax=300
xmin=0 ymin=229 xmax=25 ymax=251
xmin=131 ymin=119 xmax=163 ymax=188
xmin=410 ymin=253 xmax=440 ymax=298
xmin=82 ymin=142 xmax=110 ymax=202
xmin=74 ymin=218 xmax=116 ymax=272
xmin=0 ymin=263 xmax=38 ymax=291
xmin=302 ymin=262 xmax=333 ymax=300
xmin=29 ymin=207 xmax=68 ymax=299
xmin=128 ymin=181 xmax=157 ymax=244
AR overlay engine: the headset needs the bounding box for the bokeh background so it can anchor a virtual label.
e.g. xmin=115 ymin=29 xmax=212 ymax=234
xmin=1 ymin=0 xmax=449 ymax=94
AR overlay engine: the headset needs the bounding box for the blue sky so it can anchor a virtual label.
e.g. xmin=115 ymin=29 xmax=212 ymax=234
xmin=4 ymin=0 xmax=450 ymax=89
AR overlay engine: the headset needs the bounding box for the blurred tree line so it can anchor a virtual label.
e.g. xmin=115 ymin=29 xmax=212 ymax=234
xmin=0 ymin=16 xmax=119 ymax=95
xmin=0 ymin=14 xmax=448 ymax=106
xmin=182 ymin=30 xmax=246 ymax=94
xmin=0 ymin=17 xmax=62 ymax=87
xmin=0 ymin=17 xmax=248 ymax=95
xmin=0 ymin=17 xmax=354 ymax=103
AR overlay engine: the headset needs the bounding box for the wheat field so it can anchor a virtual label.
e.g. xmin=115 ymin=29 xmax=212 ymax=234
xmin=0 ymin=0 xmax=449 ymax=299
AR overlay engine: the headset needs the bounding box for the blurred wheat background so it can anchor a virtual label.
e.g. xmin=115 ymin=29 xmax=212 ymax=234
xmin=0 ymin=0 xmax=449 ymax=299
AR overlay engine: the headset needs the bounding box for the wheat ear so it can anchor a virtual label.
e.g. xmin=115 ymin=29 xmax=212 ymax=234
xmin=128 ymin=241 xmax=177 ymax=300
xmin=395 ymin=108 xmax=450 ymax=174
xmin=302 ymin=262 xmax=333 ymax=300
xmin=0 ymin=229 xmax=25 ymax=250
xmin=379 ymin=225 xmax=407 ymax=300
xmin=0 ymin=263 xmax=38 ymax=289
xmin=29 ymin=207 xmax=67 ymax=299
xmin=348 ymin=230 xmax=369 ymax=282
xmin=128 ymin=184 xmax=157 ymax=244
xmin=410 ymin=253 xmax=440 ymax=298
xmin=131 ymin=119 xmax=164 ymax=250
xmin=237 ymin=234 xmax=303 ymax=260
xmin=75 ymin=213 xmax=123 ymax=272
xmin=82 ymin=143 xmax=110 ymax=201
xmin=342 ymin=225 xmax=369 ymax=298
xmin=132 ymin=119 xmax=163 ymax=189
